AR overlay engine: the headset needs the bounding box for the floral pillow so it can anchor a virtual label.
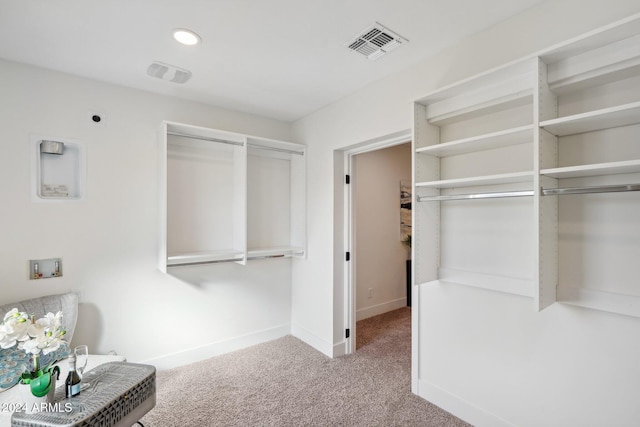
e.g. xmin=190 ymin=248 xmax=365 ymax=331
xmin=0 ymin=342 xmax=70 ymax=392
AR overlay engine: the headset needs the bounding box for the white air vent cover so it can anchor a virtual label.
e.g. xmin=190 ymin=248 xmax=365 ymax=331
xmin=146 ymin=62 xmax=192 ymax=84
xmin=347 ymin=22 xmax=408 ymax=60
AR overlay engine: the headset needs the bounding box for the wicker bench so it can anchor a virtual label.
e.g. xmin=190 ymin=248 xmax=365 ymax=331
xmin=11 ymin=362 xmax=155 ymax=427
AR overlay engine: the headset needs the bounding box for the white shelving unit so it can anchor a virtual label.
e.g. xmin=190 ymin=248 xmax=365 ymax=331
xmin=413 ymin=13 xmax=640 ymax=316
xmin=413 ymin=57 xmax=537 ymax=300
xmin=159 ymin=121 xmax=305 ymax=271
xmin=537 ymin=15 xmax=640 ymax=316
xmin=246 ymin=136 xmax=306 ymax=259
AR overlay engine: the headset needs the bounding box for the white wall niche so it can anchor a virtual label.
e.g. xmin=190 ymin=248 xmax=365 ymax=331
xmin=31 ymin=134 xmax=86 ymax=202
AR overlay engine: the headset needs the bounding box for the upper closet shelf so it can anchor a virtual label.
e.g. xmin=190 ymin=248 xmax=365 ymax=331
xmin=165 ymin=121 xmax=246 ymax=146
xmin=545 ymin=33 xmax=640 ymax=93
xmin=416 ymin=125 xmax=533 ymax=157
xmin=416 ymin=171 xmax=533 ymax=189
xmin=540 ymin=14 xmax=640 ymax=65
xmin=416 ymin=58 xmax=535 ymax=124
xmin=541 ymin=159 xmax=640 ymax=179
xmin=540 ymin=101 xmax=640 ymax=136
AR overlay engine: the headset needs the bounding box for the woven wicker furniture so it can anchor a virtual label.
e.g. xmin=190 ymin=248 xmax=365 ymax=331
xmin=11 ymin=362 xmax=155 ymax=427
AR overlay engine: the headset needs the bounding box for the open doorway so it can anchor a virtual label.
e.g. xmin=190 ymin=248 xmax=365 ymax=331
xmin=342 ymin=135 xmax=412 ymax=354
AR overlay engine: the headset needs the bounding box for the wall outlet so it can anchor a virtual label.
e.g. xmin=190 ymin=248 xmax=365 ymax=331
xmin=368 ymin=288 xmax=373 ymax=298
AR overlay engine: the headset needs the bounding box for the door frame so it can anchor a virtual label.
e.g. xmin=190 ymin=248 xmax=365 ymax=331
xmin=341 ymin=130 xmax=412 ymax=355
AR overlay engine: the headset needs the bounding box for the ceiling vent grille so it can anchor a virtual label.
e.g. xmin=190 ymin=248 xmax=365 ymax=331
xmin=347 ymin=23 xmax=408 ymax=60
xmin=146 ymin=62 xmax=192 ymax=84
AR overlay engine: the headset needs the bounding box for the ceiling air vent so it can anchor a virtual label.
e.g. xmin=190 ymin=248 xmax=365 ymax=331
xmin=347 ymin=22 xmax=408 ymax=60
xmin=146 ymin=62 xmax=192 ymax=84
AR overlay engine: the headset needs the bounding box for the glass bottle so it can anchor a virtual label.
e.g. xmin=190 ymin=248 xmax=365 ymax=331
xmin=65 ymin=354 xmax=81 ymax=397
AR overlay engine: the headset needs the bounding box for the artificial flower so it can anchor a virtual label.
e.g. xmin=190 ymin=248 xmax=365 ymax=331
xmin=0 ymin=308 xmax=30 ymax=349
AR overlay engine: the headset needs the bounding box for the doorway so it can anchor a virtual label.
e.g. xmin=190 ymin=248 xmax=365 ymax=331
xmin=341 ymin=132 xmax=412 ymax=355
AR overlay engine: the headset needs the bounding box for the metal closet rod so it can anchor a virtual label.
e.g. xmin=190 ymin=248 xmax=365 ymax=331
xmin=416 ymin=183 xmax=640 ymax=202
xmin=167 ymin=258 xmax=239 ymax=267
xmin=418 ymin=190 xmax=534 ymax=202
xmin=167 ymin=131 xmax=244 ymax=147
xmin=542 ymin=183 xmax=640 ymax=196
xmin=167 ymin=252 xmax=303 ymax=267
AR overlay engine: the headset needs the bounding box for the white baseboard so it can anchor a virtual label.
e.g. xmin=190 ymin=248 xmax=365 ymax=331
xmin=141 ymin=323 xmax=290 ymax=370
xmin=356 ymin=297 xmax=407 ymax=321
xmin=418 ymin=379 xmax=515 ymax=427
xmin=333 ymin=340 xmax=346 ymax=357
xmin=291 ymin=323 xmax=334 ymax=357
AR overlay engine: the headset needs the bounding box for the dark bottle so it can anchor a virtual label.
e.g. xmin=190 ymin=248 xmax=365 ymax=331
xmin=65 ymin=354 xmax=81 ymax=397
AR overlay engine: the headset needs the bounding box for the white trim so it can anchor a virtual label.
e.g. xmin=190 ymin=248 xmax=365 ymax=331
xmin=141 ymin=323 xmax=290 ymax=370
xmin=418 ymin=379 xmax=516 ymax=427
xmin=344 ymin=151 xmax=354 ymax=355
xmin=340 ymin=129 xmax=412 ymax=357
xmin=356 ymin=298 xmax=407 ymax=321
xmin=333 ymin=340 xmax=347 ymax=358
xmin=344 ymin=130 xmax=413 ymax=156
xmin=291 ymin=323 xmax=334 ymax=357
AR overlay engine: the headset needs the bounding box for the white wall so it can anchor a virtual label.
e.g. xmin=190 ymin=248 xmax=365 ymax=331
xmin=291 ymin=0 xmax=640 ymax=425
xmin=353 ymin=143 xmax=411 ymax=320
xmin=0 ymin=59 xmax=294 ymax=369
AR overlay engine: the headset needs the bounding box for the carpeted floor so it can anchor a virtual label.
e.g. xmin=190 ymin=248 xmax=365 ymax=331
xmin=140 ymin=307 xmax=470 ymax=426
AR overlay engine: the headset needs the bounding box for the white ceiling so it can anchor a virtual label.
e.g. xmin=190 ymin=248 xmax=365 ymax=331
xmin=0 ymin=0 xmax=544 ymax=122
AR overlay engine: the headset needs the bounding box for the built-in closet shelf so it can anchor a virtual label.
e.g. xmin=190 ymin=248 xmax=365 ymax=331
xmin=416 ymin=171 xmax=533 ymax=189
xmin=545 ymin=32 xmax=640 ymax=94
xmin=548 ymin=62 xmax=640 ymax=94
xmin=247 ymin=246 xmax=305 ymax=258
xmin=558 ymin=286 xmax=640 ymax=319
xmin=419 ymin=276 xmax=534 ymax=299
xmin=427 ymin=92 xmax=533 ymax=125
xmin=415 ymin=125 xmax=533 ymax=157
xmin=159 ymin=121 xmax=306 ymax=272
xmin=167 ymin=250 xmax=245 ymax=267
xmin=541 ymin=159 xmax=640 ymax=179
xmin=540 ymin=101 xmax=640 ymax=136
xmin=417 ymin=60 xmax=535 ymax=124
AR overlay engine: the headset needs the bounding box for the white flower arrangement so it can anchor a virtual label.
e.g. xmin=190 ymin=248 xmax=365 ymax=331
xmin=0 ymin=308 xmax=66 ymax=355
xmin=0 ymin=308 xmax=66 ymax=397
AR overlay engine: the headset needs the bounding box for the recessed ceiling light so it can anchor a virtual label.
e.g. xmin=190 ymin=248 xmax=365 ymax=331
xmin=172 ymin=29 xmax=201 ymax=46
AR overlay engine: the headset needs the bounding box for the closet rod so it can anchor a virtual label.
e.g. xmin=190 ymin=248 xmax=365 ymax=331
xmin=167 ymin=131 xmax=244 ymax=147
xmin=418 ymin=190 xmax=534 ymax=202
xmin=167 ymin=252 xmax=304 ymax=267
xmin=247 ymin=143 xmax=304 ymax=156
xmin=542 ymin=183 xmax=640 ymax=196
xmin=167 ymin=258 xmax=242 ymax=267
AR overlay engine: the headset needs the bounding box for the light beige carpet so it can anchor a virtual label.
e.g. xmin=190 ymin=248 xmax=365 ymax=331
xmin=140 ymin=308 xmax=470 ymax=426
